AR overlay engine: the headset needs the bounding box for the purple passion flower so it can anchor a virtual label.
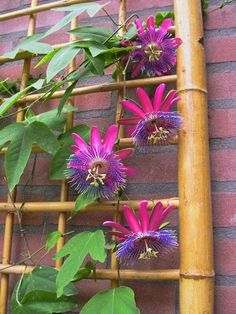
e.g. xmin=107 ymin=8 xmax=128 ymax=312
xmin=103 ymin=200 xmax=178 ymax=264
xmin=128 ymin=16 xmax=182 ymax=78
xmin=66 ymin=125 xmax=135 ymax=199
xmin=119 ymin=84 xmax=182 ymax=148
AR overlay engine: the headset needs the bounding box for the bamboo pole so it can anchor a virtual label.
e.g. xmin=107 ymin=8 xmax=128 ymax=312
xmin=0 ymin=0 xmax=98 ymax=22
xmin=0 ymin=27 xmax=175 ymax=64
xmin=0 ymin=198 xmax=179 ymax=212
xmin=0 ymin=135 xmax=178 ymax=155
xmin=0 ymin=1 xmax=38 ymax=313
xmin=0 ymin=75 xmax=177 ymax=104
xmin=174 ymin=0 xmax=214 ymax=313
xmin=0 ymin=264 xmax=179 ymax=280
xmin=55 ymin=17 xmax=78 ymax=270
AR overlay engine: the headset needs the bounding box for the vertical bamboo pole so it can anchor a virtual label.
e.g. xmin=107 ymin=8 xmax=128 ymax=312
xmin=55 ymin=17 xmax=77 ymax=269
xmin=111 ymin=0 xmax=126 ymax=288
xmin=174 ymin=0 xmax=214 ymax=313
xmin=0 ymin=1 xmax=38 ymax=312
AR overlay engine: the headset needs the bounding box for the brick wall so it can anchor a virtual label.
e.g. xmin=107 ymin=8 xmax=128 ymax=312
xmin=0 ymin=0 xmax=236 ymax=313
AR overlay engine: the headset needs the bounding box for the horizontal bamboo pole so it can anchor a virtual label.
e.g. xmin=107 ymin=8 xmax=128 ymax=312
xmin=0 ymin=27 xmax=175 ymax=64
xmin=0 ymin=75 xmax=177 ymax=105
xmin=0 ymin=198 xmax=179 ymax=212
xmin=0 ymin=0 xmax=98 ymax=22
xmin=0 ymin=135 xmax=178 ymax=155
xmin=0 ymin=264 xmax=179 ymax=280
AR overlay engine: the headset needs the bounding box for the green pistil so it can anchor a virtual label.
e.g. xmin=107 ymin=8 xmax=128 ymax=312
xmin=144 ymin=43 xmax=162 ymax=62
xmin=138 ymin=240 xmax=158 ymax=260
xmin=86 ymin=165 xmax=106 ymax=187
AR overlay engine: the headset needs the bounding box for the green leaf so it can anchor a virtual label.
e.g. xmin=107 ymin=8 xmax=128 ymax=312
xmin=49 ymin=145 xmax=71 ymax=180
xmin=85 ymin=50 xmax=105 ymax=76
xmin=10 ymin=266 xmax=78 ymax=314
xmin=80 ymin=286 xmax=140 ymax=314
xmin=0 ymin=86 xmax=31 ymax=116
xmin=123 ymin=25 xmax=137 ymax=40
xmin=6 ymin=125 xmax=33 ymax=191
xmin=29 ymin=121 xmax=60 ymax=155
xmin=35 ymin=49 xmax=60 ymax=68
xmin=57 ymin=79 xmax=78 ymax=115
xmin=58 ymin=124 xmax=90 ymax=146
xmin=70 ymin=194 xmax=96 ymax=219
xmin=69 ymin=26 xmax=113 ymax=43
xmin=54 ymin=230 xmax=106 ymax=297
xmin=4 ymin=33 xmax=52 ymax=59
xmin=0 ymin=123 xmax=25 ymax=149
xmin=46 ymin=231 xmax=63 ymax=250
xmin=31 ymin=78 xmax=45 ymax=90
xmin=54 ymin=2 xmax=110 ymax=17
xmin=46 ymin=45 xmax=81 ymax=82
xmin=155 ymin=11 xmax=174 ymax=26
xmin=50 ymin=124 xmax=90 ymax=179
xmin=72 ymin=262 xmax=96 ymax=282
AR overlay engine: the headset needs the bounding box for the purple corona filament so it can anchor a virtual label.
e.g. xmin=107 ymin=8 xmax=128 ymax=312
xmin=128 ymin=16 xmax=182 ymax=78
xmin=103 ymin=201 xmax=178 ymax=264
xmin=65 ymin=125 xmax=135 ymax=199
xmin=119 ymin=84 xmax=182 ymax=149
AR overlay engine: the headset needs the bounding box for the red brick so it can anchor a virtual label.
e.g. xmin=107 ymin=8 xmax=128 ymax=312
xmin=0 ymin=0 xmax=21 ymax=11
xmin=74 ymin=92 xmax=111 ymax=111
xmin=207 ymin=72 xmax=236 ymax=100
xmin=212 ymin=192 xmax=236 ymax=227
xmin=209 ymin=109 xmax=236 ymax=138
xmin=128 ymin=283 xmax=176 ymax=314
xmin=36 ymin=11 xmax=65 ymax=29
xmin=0 ymin=41 xmax=13 ymax=55
xmin=215 ymin=287 xmax=236 ymax=314
xmin=205 ymin=36 xmax=236 ymax=63
xmin=215 ymin=239 xmax=236 ymax=275
xmin=0 ymin=63 xmax=24 ymax=80
xmin=204 ymin=4 xmax=236 ymax=30
xmin=0 ymin=16 xmax=29 ymax=35
xmin=127 ymin=0 xmax=173 ymax=12
xmin=211 ymin=150 xmax=236 ymax=181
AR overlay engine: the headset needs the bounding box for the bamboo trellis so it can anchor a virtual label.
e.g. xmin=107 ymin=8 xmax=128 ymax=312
xmin=0 ymin=0 xmax=214 ymax=313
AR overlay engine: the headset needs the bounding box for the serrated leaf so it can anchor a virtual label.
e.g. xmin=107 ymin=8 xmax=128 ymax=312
xmin=0 ymin=123 xmax=25 ymax=149
xmin=46 ymin=231 xmax=63 ymax=250
xmin=6 ymin=125 xmax=33 ymax=191
xmin=46 ymin=45 xmax=80 ymax=82
xmin=69 ymin=26 xmax=113 ymax=43
xmin=80 ymin=286 xmax=140 ymax=314
xmin=10 ymin=266 xmax=78 ymax=314
xmin=29 ymin=121 xmax=60 ymax=155
xmin=54 ymin=230 xmax=106 ymax=297
xmin=0 ymin=85 xmax=31 ymax=116
xmin=70 ymin=194 xmax=96 ymax=219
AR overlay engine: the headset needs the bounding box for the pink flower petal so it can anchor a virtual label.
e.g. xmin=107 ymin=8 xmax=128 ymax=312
xmin=136 ymin=18 xmax=144 ymax=34
xmin=160 ymin=18 xmax=173 ymax=33
xmin=115 ymin=148 xmax=134 ymax=160
xmin=71 ymin=145 xmax=79 ymax=154
xmin=72 ymin=133 xmax=88 ymax=151
xmin=153 ymin=84 xmax=166 ymax=111
xmin=107 ymin=231 xmax=126 ymax=242
xmin=118 ymin=118 xmax=140 ymax=125
xmin=147 ymin=16 xmax=155 ymax=29
xmin=138 ymin=200 xmax=149 ymax=232
xmin=123 ymin=205 xmax=142 ymax=233
xmin=160 ymin=205 xmax=175 ymax=223
xmin=120 ymin=100 xmax=146 ymax=119
xmin=124 ymin=167 xmax=137 ymax=176
xmin=103 ymin=221 xmax=130 ymax=235
xmin=162 ymin=90 xmax=178 ymax=112
xmin=136 ymin=87 xmax=153 ymax=113
xmin=103 ymin=124 xmax=118 ymax=153
xmin=91 ymin=127 xmax=101 ymax=147
xmin=174 ymin=37 xmax=182 ymax=47
xmin=149 ymin=202 xmax=165 ymax=230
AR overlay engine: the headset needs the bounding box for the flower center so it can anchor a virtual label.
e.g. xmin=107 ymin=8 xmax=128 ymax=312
xmin=138 ymin=240 xmax=158 ymax=260
xmin=86 ymin=164 xmax=106 ymax=187
xmin=144 ymin=43 xmax=162 ymax=62
xmin=148 ymin=122 xmax=169 ymax=144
